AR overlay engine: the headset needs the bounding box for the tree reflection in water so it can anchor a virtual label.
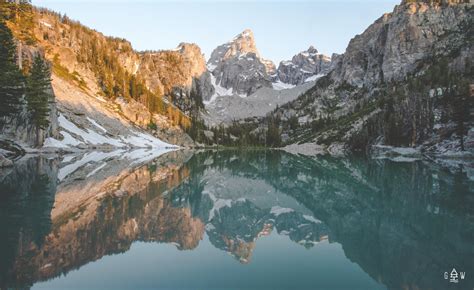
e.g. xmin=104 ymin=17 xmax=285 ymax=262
xmin=0 ymin=150 xmax=472 ymax=290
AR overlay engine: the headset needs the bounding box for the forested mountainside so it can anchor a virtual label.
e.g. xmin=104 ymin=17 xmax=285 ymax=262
xmin=0 ymin=1 xmax=59 ymax=155
xmin=0 ymin=0 xmax=213 ymax=154
xmin=273 ymin=0 xmax=474 ymax=155
xmin=0 ymin=0 xmax=472 ymax=159
xmin=193 ymin=0 xmax=472 ymax=157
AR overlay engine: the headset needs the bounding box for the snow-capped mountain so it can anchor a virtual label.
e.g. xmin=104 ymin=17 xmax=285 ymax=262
xmin=207 ymin=29 xmax=276 ymax=98
xmin=205 ymin=30 xmax=332 ymax=102
xmin=276 ymin=46 xmax=332 ymax=85
xmin=202 ymin=31 xmax=334 ymax=125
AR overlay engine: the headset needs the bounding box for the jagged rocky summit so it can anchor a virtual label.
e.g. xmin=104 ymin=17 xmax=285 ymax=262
xmin=277 ymin=46 xmax=332 ymax=85
xmin=207 ymin=29 xmax=276 ymax=98
xmin=271 ymin=0 xmax=474 ymax=156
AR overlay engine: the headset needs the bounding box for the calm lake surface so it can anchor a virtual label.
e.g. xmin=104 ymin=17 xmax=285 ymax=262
xmin=0 ymin=149 xmax=472 ymax=290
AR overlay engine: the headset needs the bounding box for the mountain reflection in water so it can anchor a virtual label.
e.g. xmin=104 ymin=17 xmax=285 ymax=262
xmin=0 ymin=150 xmax=472 ymax=290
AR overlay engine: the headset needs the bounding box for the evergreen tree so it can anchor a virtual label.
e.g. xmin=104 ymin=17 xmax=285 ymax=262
xmin=0 ymin=19 xmax=24 ymax=120
xmin=451 ymin=80 xmax=470 ymax=151
xmin=26 ymin=55 xmax=51 ymax=144
xmin=266 ymin=117 xmax=281 ymax=147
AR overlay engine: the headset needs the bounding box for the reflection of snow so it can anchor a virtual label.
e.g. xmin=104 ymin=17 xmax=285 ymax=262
xmin=303 ymin=215 xmax=322 ymax=224
xmin=204 ymin=190 xmax=234 ymax=221
xmin=270 ymin=206 xmax=294 ymax=216
xmin=58 ymin=148 xmax=174 ymax=181
xmin=58 ymin=150 xmax=124 ymax=181
xmin=121 ymin=148 xmax=174 ymax=165
xmin=61 ymin=155 xmax=75 ymax=163
xmin=86 ymin=162 xmax=107 ymax=178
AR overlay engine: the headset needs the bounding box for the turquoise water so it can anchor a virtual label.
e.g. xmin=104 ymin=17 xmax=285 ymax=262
xmin=0 ymin=150 xmax=472 ymax=290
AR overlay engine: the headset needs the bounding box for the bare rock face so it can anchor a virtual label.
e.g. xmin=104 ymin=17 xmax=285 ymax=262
xmin=208 ymin=29 xmax=275 ymax=97
xmin=213 ymin=52 xmax=272 ymax=96
xmin=276 ymin=46 xmax=332 ymax=85
xmin=331 ymin=1 xmax=473 ymax=88
xmin=138 ymin=43 xmax=214 ymax=113
xmin=268 ymin=0 xmax=473 ymax=153
xmin=138 ymin=43 xmax=209 ymax=92
xmin=208 ymin=29 xmax=259 ymax=67
xmin=261 ymin=58 xmax=277 ymax=76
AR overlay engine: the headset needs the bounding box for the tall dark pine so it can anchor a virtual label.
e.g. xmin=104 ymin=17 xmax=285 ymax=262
xmin=451 ymin=81 xmax=470 ymax=151
xmin=26 ymin=55 xmax=51 ymax=145
xmin=0 ymin=20 xmax=24 ymax=120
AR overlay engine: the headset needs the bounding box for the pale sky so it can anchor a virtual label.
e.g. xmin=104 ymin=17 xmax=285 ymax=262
xmin=33 ymin=0 xmax=399 ymax=64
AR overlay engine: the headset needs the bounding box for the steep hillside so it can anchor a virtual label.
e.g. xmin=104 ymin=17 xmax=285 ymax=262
xmin=0 ymin=1 xmax=59 ymax=151
xmin=266 ymin=0 xmax=473 ymax=156
xmin=1 ymin=2 xmax=200 ymax=149
xmin=138 ymin=43 xmax=214 ymax=115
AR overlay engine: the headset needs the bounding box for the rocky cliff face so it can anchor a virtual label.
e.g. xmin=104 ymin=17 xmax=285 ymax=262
xmin=208 ymin=29 xmax=260 ymax=67
xmin=331 ymin=0 xmax=473 ymax=88
xmin=138 ymin=43 xmax=214 ymax=113
xmin=207 ymin=29 xmax=275 ymax=97
xmin=276 ymin=46 xmax=332 ymax=85
xmin=267 ymin=0 xmax=473 ymax=154
xmin=2 ymin=5 xmax=196 ymax=149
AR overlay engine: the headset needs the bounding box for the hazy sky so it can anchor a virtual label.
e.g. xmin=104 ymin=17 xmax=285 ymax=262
xmin=33 ymin=0 xmax=399 ymax=64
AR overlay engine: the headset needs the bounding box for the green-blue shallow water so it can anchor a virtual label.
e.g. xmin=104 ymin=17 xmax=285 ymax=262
xmin=0 ymin=150 xmax=472 ymax=290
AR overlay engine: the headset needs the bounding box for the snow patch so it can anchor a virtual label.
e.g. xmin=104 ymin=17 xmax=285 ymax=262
xmin=44 ymin=114 xmax=175 ymax=149
xmin=40 ymin=21 xmax=52 ymax=28
xmin=272 ymin=81 xmax=296 ymax=91
xmin=205 ymin=74 xmax=234 ymax=104
xmin=303 ymin=215 xmax=322 ymax=224
xmin=270 ymin=206 xmax=294 ymax=216
xmin=87 ymin=117 xmax=107 ymax=133
xmin=304 ymin=73 xmax=324 ymax=83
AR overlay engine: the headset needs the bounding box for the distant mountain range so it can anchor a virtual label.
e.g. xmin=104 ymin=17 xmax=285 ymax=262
xmin=0 ymin=0 xmax=472 ymax=160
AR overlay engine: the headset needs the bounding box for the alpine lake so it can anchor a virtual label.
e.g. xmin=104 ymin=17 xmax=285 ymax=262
xmin=0 ymin=149 xmax=472 ymax=290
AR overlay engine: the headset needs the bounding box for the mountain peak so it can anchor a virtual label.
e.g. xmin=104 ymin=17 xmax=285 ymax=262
xmin=207 ymin=28 xmax=275 ymax=97
xmin=229 ymin=28 xmax=258 ymax=57
xmin=208 ymin=29 xmax=259 ymax=68
xmin=306 ymin=46 xmax=319 ymax=54
xmin=276 ymin=45 xmax=332 ymax=85
xmin=233 ymin=29 xmax=254 ymax=40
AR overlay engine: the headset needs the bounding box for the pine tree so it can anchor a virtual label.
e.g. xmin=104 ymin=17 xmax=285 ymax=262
xmin=0 ymin=19 xmax=24 ymax=120
xmin=266 ymin=117 xmax=281 ymax=147
xmin=451 ymin=80 xmax=470 ymax=151
xmin=26 ymin=55 xmax=51 ymax=145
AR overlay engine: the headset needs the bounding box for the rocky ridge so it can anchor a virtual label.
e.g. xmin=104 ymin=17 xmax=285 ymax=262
xmin=207 ymin=29 xmax=276 ymax=98
xmin=277 ymin=46 xmax=332 ymax=85
xmin=138 ymin=43 xmax=214 ymax=114
xmin=266 ymin=0 xmax=473 ymax=156
xmin=203 ymin=30 xmax=331 ymax=124
xmin=1 ymin=4 xmax=199 ymax=154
